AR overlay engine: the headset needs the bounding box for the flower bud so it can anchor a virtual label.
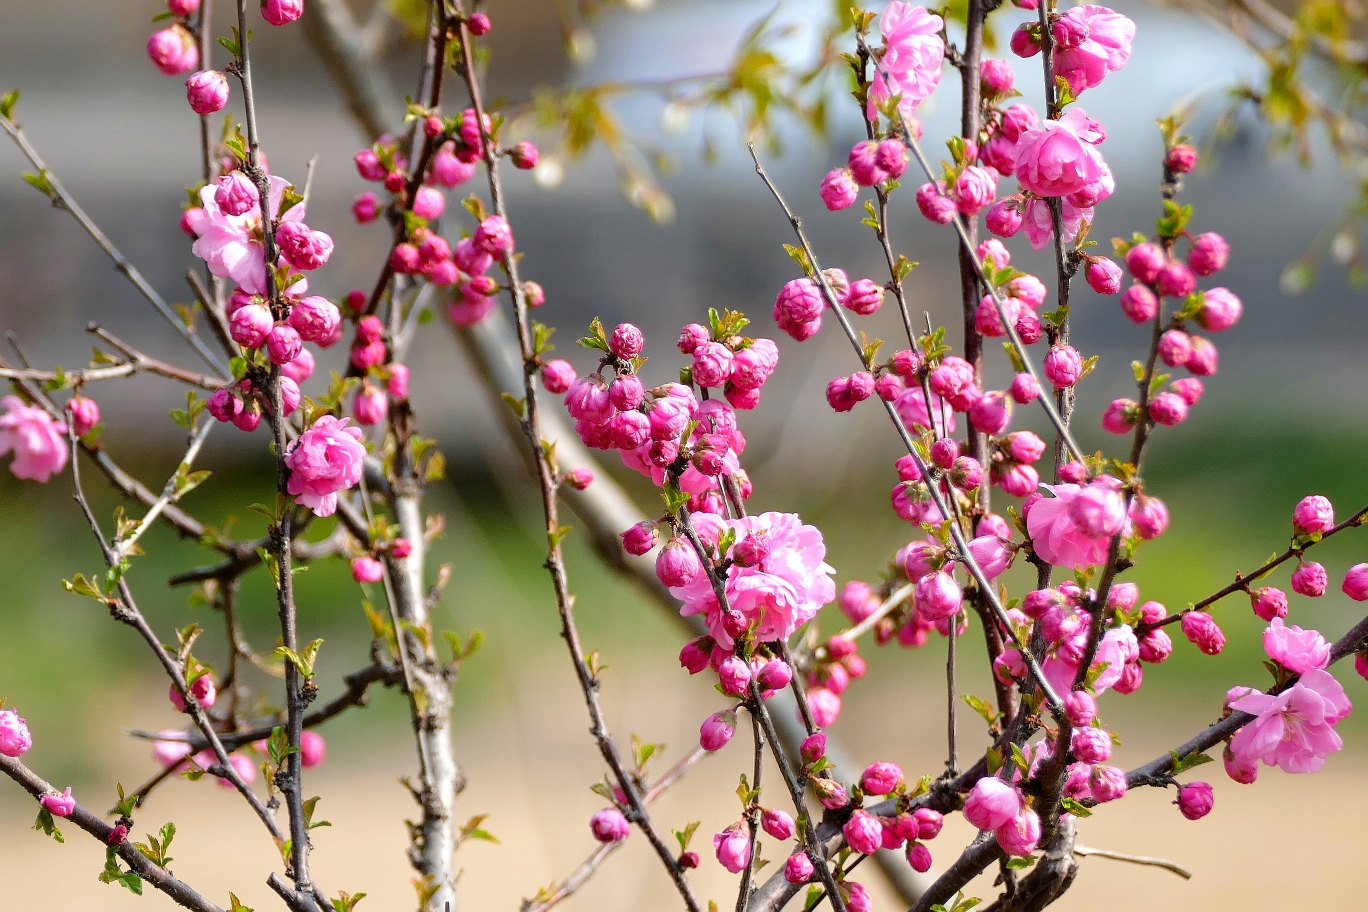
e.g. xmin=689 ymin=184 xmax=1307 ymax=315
xmin=1102 ymin=398 xmax=1138 ymax=434
xmin=65 ymin=395 xmax=100 ymax=437
xmin=230 ymin=303 xmax=273 ymax=349
xmin=564 ymin=467 xmax=594 ymax=490
xmin=1165 ymin=144 xmax=1198 ymax=173
xmin=907 ymin=842 xmax=933 ymax=872
xmin=1009 ymin=373 xmax=1041 ymax=404
xmin=1043 ymin=345 xmax=1083 ymax=388
xmin=412 ymin=186 xmax=446 ymax=221
xmin=351 ymin=555 xmax=384 ymax=583
xmin=996 ymin=807 xmax=1041 ymax=856
xmin=860 ymin=762 xmax=903 ymax=796
xmin=1188 ymin=232 xmax=1229 ymax=275
xmin=843 ymin=810 xmax=884 ymax=854
xmin=801 ymin=733 xmax=826 ymax=764
xmin=756 ymin=659 xmax=792 ymax=691
xmin=761 ymin=808 xmax=795 ymax=840
xmin=0 ymin=710 xmax=33 ymax=758
xmin=609 ymin=322 xmax=645 ymax=359
xmin=1125 ymin=242 xmax=1165 ymax=284
xmin=1064 ymin=690 xmax=1096 ymax=727
xmin=1071 ymin=726 xmax=1112 ymax=763
xmin=353 ymin=384 xmax=388 ymax=427
xmin=700 ymin=711 xmax=736 ymax=752
xmin=590 ymin=808 xmax=630 ymax=844
xmin=1185 ymin=336 xmax=1218 ymax=376
xmin=147 ymin=25 xmax=199 ymax=75
xmin=679 ymin=637 xmax=713 ymax=674
xmin=1181 ymin=610 xmax=1225 ymax=655
xmin=1148 ymin=391 xmax=1188 ymax=427
xmin=266 ymin=323 xmax=302 ymax=366
xmin=717 ymin=656 xmax=752 ymax=696
xmin=1342 ymin=565 xmax=1368 ymax=602
xmin=848 ymin=140 xmax=888 ymax=187
xmin=41 ymin=787 xmax=76 ymax=818
xmin=784 ymin=852 xmax=814 ymax=884
xmin=1291 ymin=560 xmax=1328 ymax=597
xmin=1293 ymin=495 xmax=1335 ymax=535
xmin=980 ymin=58 xmax=1014 ymax=94
xmin=510 ymin=141 xmax=538 ymax=170
xmin=986 ymin=198 xmax=1023 ymax=237
xmin=1089 ymin=764 xmax=1128 ymax=802
xmin=964 ymin=778 xmax=1022 ymax=830
xmin=262 ymin=0 xmax=305 ymax=26
xmin=1119 ymin=284 xmax=1158 ymax=323
xmin=186 ymin=70 xmax=229 ymax=115
xmin=820 ymin=168 xmax=858 ymax=211
xmin=1010 ymin=23 xmax=1041 ymax=57
xmin=619 ymin=521 xmax=657 ymax=557
xmin=1086 ymin=257 xmax=1122 ymax=295
xmin=169 ymin=674 xmax=217 ymax=712
xmin=1196 ymin=287 xmax=1242 ymax=332
xmin=1176 ymin=781 xmax=1213 ymax=820
xmin=915 ymin=570 xmax=962 ymax=620
xmin=1158 ymin=329 xmax=1193 ymax=368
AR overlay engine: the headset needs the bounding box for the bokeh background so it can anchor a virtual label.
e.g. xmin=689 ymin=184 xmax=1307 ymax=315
xmin=1 ymin=0 xmax=1366 ymax=909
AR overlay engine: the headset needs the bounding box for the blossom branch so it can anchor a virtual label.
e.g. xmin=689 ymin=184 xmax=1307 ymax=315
xmin=112 ymin=419 xmax=215 ymax=561
xmin=0 ymin=755 xmax=226 ymax=912
xmin=748 ymin=144 xmax=1066 ymax=717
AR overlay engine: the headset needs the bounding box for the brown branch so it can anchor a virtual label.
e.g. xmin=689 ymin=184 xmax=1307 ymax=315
xmin=0 ymin=756 xmax=225 ymax=912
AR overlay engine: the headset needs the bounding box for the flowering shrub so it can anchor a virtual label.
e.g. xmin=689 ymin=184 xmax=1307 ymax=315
xmin=0 ymin=2 xmax=1365 ymax=912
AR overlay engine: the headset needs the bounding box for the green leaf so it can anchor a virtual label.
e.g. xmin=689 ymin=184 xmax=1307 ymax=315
xmin=22 ymin=170 xmax=55 ymax=198
xmin=1060 ymin=796 xmax=1093 ymax=818
xmin=33 ymin=808 xmax=64 ymax=843
xmin=782 ymin=243 xmax=813 ymax=276
xmin=1006 ymin=855 xmax=1036 ymax=869
xmin=674 ymin=820 xmax=700 ymax=853
xmin=1169 ymin=749 xmax=1215 ymax=775
xmin=229 ymin=893 xmax=254 ymax=912
xmin=0 ymin=89 xmax=18 ymax=120
xmin=962 ymin=694 xmax=998 ymax=726
xmin=330 ymin=892 xmax=366 ymax=912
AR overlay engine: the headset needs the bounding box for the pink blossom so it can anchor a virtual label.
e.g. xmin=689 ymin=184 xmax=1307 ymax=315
xmin=1181 ymin=610 xmax=1225 ymax=655
xmin=1197 ymin=287 xmax=1242 ymax=332
xmin=475 ymin=215 xmax=513 ymax=255
xmin=672 ymin=512 xmax=835 ymax=648
xmin=1250 ymin=586 xmax=1289 ymax=621
xmin=1188 ymin=232 xmax=1229 ymax=275
xmin=189 ymin=175 xmax=305 ymax=295
xmin=1264 ymin=618 xmax=1331 ymax=674
xmin=0 ymin=395 xmax=67 ymax=483
xmin=1229 ymin=669 xmax=1351 ymax=773
xmin=65 ymin=395 xmax=99 ymax=437
xmin=714 ymin=822 xmax=751 ymax=873
xmin=1166 ymin=144 xmax=1198 ymax=173
xmin=0 ymin=710 xmax=32 ymax=757
xmin=169 ymin=673 xmax=217 ymax=712
xmin=1065 ymin=691 xmax=1096 ymax=727
xmin=284 ymin=416 xmax=366 ymax=517
xmin=1089 ymin=765 xmax=1128 ymax=802
xmin=276 ymin=220 xmax=334 ymax=272
xmin=761 ymin=808 xmax=795 ymax=840
xmin=916 ymin=181 xmax=958 ymax=224
xmin=1013 ymin=112 xmax=1105 ymax=197
xmin=1022 ymin=196 xmax=1091 ymax=250
xmin=954 ymin=165 xmax=998 ymax=214
xmin=784 ymin=852 xmax=814 ymax=884
xmin=1052 ymin=5 xmax=1136 ymax=95
xmin=986 ymin=198 xmax=1023 ymax=237
xmin=964 ymin=777 xmax=1022 ymax=830
xmin=1027 ymin=484 xmax=1125 ymax=569
xmin=1043 ymin=345 xmax=1083 ymax=388
xmin=867 ymin=3 xmax=946 ymax=122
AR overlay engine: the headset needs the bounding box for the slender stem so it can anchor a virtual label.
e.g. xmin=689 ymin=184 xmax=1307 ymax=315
xmin=946 ymin=611 xmax=958 ymax=776
xmin=113 ymin=420 xmax=214 ymax=560
xmin=1073 ymin=846 xmax=1191 ymax=879
xmin=735 ymin=697 xmax=765 ymax=912
xmin=452 ymin=11 xmax=700 ymax=910
xmin=0 ymin=114 xmax=227 ymax=376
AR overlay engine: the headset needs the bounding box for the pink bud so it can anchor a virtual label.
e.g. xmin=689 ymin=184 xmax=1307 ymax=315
xmin=540 ymin=359 xmax=576 ymax=394
xmin=1071 ymin=727 xmax=1112 ymax=763
xmin=411 ymin=186 xmax=446 ymax=221
xmin=1188 ymin=232 xmax=1229 ymax=275
xmin=352 ymin=384 xmax=388 ymax=427
xmin=996 ymin=807 xmax=1041 ymax=856
xmin=109 ymin=824 xmax=130 ymax=846
xmin=1342 ymin=565 xmax=1368 ymax=601
xmin=700 ymin=711 xmax=736 ymax=752
xmin=467 ymin=11 xmax=492 ymax=35
xmin=1157 ymin=330 xmax=1193 ymax=367
xmin=1009 ymin=373 xmax=1041 ymax=404
xmin=801 ymin=733 xmax=826 ymax=764
xmin=820 ymin=168 xmax=859 ymax=211
xmin=1043 ymin=345 xmax=1083 ymax=388
xmin=1292 ymin=494 xmax=1335 ymax=535
xmin=980 ymin=58 xmax=1015 ymax=94
xmin=1185 ymin=336 xmax=1218 ymax=376
xmin=1148 ymin=391 xmax=1188 ymax=427
xmin=1102 ymin=398 xmax=1137 ymax=435
xmin=806 ymin=687 xmax=842 ymax=729
xmin=679 ymin=637 xmax=714 ymax=674
xmin=1197 ymin=287 xmax=1242 ymax=332
xmin=860 ymin=762 xmax=903 ymax=796
xmin=169 ymin=674 xmax=217 ymax=712
xmin=261 ymin=0 xmax=305 ymax=27
xmin=986 ymin=198 xmax=1023 ymax=237
xmin=147 ymin=25 xmax=199 ymax=76
xmin=66 ymin=395 xmax=100 ymax=437
xmin=430 ymin=142 xmax=477 ymax=188
xmin=169 ymin=0 xmax=201 ymax=15
xmin=1125 ymin=243 xmax=1165 ymax=284
xmin=41 ymin=787 xmax=76 ymax=818
xmin=351 ymin=556 xmax=384 ymax=583
xmin=915 ymin=570 xmax=962 ymax=620
xmin=1128 ymin=494 xmax=1169 ymax=540
xmin=1165 ymin=144 xmax=1198 ymax=173
xmin=1155 ymin=261 xmax=1196 ymax=299
xmin=969 ymin=390 xmax=1012 ymax=435
xmin=390 ymin=538 xmax=412 ymax=559
xmin=843 ymin=810 xmax=883 ymax=855
xmin=565 ymin=467 xmax=594 ymax=490
xmin=1086 ymin=257 xmax=1122 ymax=295
xmin=609 ymin=323 xmax=645 ymax=359
xmin=1291 ymin=560 xmax=1328 ymax=597
xmin=474 ymin=215 xmax=513 ymax=256
xmin=907 ymin=842 xmax=933 ymax=872
xmin=761 ymin=808 xmax=795 ymax=840
xmin=964 ymin=778 xmax=1022 ymax=830
xmin=230 ymin=304 xmax=273 ymax=349
xmin=266 ymin=324 xmax=302 ymax=366
xmin=590 ymin=808 xmax=630 ymax=844
xmin=186 ymin=70 xmax=229 ymax=115
xmin=352 ymin=191 xmax=380 ymax=224
xmin=1119 ymin=284 xmax=1158 ymax=323
xmin=756 ymin=659 xmax=792 ymax=691
xmin=1249 ymin=586 xmax=1289 ymax=621
xmin=1170 ymin=377 xmax=1203 ymax=406
xmin=1010 ymin=23 xmax=1041 ymax=57
xmin=1064 ymin=690 xmax=1096 ymax=727
xmin=848 ymin=140 xmax=888 ymax=187
xmin=0 ymin=710 xmax=33 ymax=758
xmin=656 ymin=538 xmax=701 ymax=587
xmin=1181 ymin=610 xmax=1225 ymax=655
xmin=510 ymin=141 xmax=538 ymax=169
xmin=783 ymin=852 xmax=814 ymax=884
xmin=916 ymin=182 xmax=957 ymax=224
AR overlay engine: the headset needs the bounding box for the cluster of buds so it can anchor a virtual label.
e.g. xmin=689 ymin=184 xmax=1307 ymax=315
xmin=772 ymin=266 xmax=884 ymax=344
xmin=341 ymin=311 xmax=410 ymax=427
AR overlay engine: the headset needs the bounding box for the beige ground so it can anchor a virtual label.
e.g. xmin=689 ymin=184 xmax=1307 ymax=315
xmin=3 ymin=656 xmax=1364 ymax=912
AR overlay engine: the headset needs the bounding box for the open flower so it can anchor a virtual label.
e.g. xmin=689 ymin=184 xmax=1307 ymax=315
xmin=284 ymin=416 xmax=365 ymax=517
xmin=188 ymin=175 xmax=311 ymax=294
xmin=867 ymin=3 xmax=945 ymax=123
xmin=1228 ymin=669 xmax=1351 ymax=773
xmin=0 ymin=395 xmax=67 ymax=483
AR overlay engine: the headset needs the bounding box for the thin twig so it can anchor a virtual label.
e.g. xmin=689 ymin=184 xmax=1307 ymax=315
xmin=113 ymin=420 xmax=215 ymax=561
xmin=1073 ymin=846 xmax=1192 ymax=879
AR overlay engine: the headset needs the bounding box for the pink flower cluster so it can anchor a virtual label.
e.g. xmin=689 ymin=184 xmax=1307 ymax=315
xmin=0 ymin=395 xmax=67 ymax=483
xmin=866 ymin=4 xmax=945 ymax=125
